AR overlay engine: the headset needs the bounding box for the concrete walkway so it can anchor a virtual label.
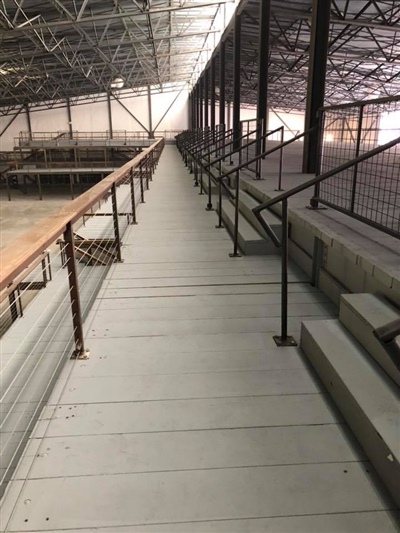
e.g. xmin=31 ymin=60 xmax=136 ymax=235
xmin=1 ymin=146 xmax=398 ymax=532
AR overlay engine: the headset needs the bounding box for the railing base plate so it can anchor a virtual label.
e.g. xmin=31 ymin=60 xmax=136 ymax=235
xmin=229 ymin=252 xmax=242 ymax=258
xmin=205 ymin=206 xmax=214 ymax=211
xmin=71 ymin=348 xmax=90 ymax=360
xmin=215 ymin=224 xmax=224 ymax=229
xmin=273 ymin=335 xmax=297 ymax=347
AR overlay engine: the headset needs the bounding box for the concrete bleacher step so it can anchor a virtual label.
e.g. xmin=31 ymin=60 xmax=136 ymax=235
xmin=237 ymin=189 xmax=283 ymax=242
xmin=218 ymin=200 xmax=278 ymax=255
xmin=339 ymin=293 xmax=400 ymax=388
xmin=300 ymin=319 xmax=400 ymax=507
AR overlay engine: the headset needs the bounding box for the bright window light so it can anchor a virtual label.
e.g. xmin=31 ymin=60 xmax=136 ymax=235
xmin=378 ymin=110 xmax=400 ymax=145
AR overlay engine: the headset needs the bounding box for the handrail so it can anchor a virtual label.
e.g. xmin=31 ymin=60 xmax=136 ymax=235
xmin=253 ymin=133 xmax=400 ymax=221
xmin=199 ymin=127 xmax=259 ymax=161
xmin=0 ymin=138 xmax=164 ymax=291
xmin=249 ymin=133 xmax=400 ymax=346
xmin=184 ymin=129 xmax=212 ymax=150
xmin=190 ymin=128 xmax=229 ymax=156
xmin=210 ymin=126 xmax=316 ymax=179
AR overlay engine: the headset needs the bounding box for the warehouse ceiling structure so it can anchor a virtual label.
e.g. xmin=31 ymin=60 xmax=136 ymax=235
xmin=0 ymin=0 xmax=238 ymax=113
xmin=230 ymin=0 xmax=400 ymax=110
xmin=0 ymin=0 xmax=400 ymax=115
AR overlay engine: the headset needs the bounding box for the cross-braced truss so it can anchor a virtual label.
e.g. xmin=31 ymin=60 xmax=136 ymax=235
xmin=1 ymin=0 xmax=400 ymax=114
xmin=0 ymin=0 xmax=237 ymax=113
xmin=227 ymin=0 xmax=400 ymax=111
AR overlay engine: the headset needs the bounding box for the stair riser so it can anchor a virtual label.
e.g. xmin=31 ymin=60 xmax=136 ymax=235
xmin=339 ymin=297 xmax=400 ymax=388
xmin=301 ymin=326 xmax=400 ymax=507
xmin=220 ymin=207 xmax=278 ymax=256
xmin=237 ymin=199 xmax=283 ymax=242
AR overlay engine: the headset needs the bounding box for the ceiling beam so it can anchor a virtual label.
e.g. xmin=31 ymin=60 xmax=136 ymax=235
xmin=0 ymin=1 xmax=236 ymax=36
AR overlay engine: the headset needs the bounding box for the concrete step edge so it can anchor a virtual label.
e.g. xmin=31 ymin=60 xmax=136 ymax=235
xmin=301 ymin=318 xmax=400 ymax=507
xmin=339 ymin=293 xmax=400 ymax=388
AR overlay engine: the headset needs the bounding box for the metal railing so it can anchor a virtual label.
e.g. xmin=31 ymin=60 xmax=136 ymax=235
xmin=177 ymin=101 xmax=400 ymax=346
xmin=317 ymin=96 xmax=400 ymax=237
xmin=0 ymin=138 xmax=164 ymax=496
xmin=239 ymin=118 xmax=264 ymax=179
xmin=180 ymin=126 xmax=315 ymax=258
xmin=252 ymin=134 xmax=400 ymax=346
xmin=17 ymin=130 xmax=153 ymax=144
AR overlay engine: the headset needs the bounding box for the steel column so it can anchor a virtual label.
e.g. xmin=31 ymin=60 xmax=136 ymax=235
xmin=188 ymin=93 xmax=192 ymax=129
xmin=256 ymin=0 xmax=271 ymax=154
xmin=67 ymin=97 xmax=74 ymax=139
xmin=107 ymin=91 xmax=114 ymax=139
xmin=219 ymin=40 xmax=226 ymax=127
xmin=210 ymin=57 xmax=216 ymax=130
xmin=25 ymin=104 xmax=32 ymax=141
xmin=302 ymin=0 xmax=332 ymax=173
xmin=199 ymin=77 xmax=204 ymax=129
xmin=194 ymin=85 xmax=198 ymax=129
xmin=204 ymin=68 xmax=209 ymax=128
xmin=233 ymin=14 xmax=242 ymax=150
xmin=147 ymin=85 xmax=154 ymax=138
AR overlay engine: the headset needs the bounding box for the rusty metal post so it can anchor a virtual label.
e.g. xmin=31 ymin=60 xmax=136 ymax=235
xmin=146 ymin=155 xmax=150 ymax=190
xmin=64 ymin=222 xmax=89 ymax=359
xmin=8 ymin=290 xmax=19 ymax=323
xmin=111 ymin=183 xmax=122 ymax=262
xmin=139 ymin=161 xmax=145 ymax=203
xmin=130 ymin=168 xmax=138 ymax=225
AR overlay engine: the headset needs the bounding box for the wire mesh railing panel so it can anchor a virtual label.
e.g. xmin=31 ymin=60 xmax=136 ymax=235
xmin=239 ymin=119 xmax=263 ymax=179
xmin=318 ymin=97 xmax=400 ymax=237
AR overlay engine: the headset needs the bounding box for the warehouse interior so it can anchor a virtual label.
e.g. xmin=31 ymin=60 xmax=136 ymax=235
xmin=0 ymin=1 xmax=400 ymax=532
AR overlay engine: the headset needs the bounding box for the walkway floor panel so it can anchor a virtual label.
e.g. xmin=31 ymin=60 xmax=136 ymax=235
xmin=2 ymin=146 xmax=398 ymax=532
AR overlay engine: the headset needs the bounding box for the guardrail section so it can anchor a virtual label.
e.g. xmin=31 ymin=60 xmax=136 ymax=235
xmin=0 ymin=138 xmax=164 ymax=497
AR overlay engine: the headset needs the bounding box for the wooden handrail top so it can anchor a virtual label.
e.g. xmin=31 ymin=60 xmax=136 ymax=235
xmin=0 ymin=138 xmax=163 ymax=291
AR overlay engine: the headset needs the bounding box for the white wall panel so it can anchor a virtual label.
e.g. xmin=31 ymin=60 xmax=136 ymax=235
xmin=0 ymin=110 xmax=29 ymax=151
xmin=110 ymin=94 xmax=149 ymax=133
xmin=153 ymin=89 xmax=188 ymax=132
xmin=30 ymin=106 xmax=69 ymax=134
xmin=70 ymin=99 xmax=109 ymax=133
xmin=0 ymin=87 xmax=189 ymax=149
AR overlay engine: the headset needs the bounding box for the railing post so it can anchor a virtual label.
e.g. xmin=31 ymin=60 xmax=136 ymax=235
xmin=194 ymin=158 xmax=199 ymax=186
xmin=206 ymin=169 xmax=214 ymax=211
xmin=199 ymin=159 xmax=204 ymax=195
xmin=229 ymin=170 xmax=241 ymax=258
xmin=311 ymin=110 xmax=326 ymax=209
xmin=130 ymin=167 xmax=138 ymax=225
xmin=139 ymin=160 xmax=145 ymax=203
xmin=216 ymin=160 xmax=224 ymax=229
xmin=274 ymin=199 xmax=296 ymax=347
xmin=111 ymin=183 xmax=122 ymax=262
xmin=8 ymin=290 xmax=19 ymax=323
xmin=350 ymin=104 xmax=364 ymax=213
xmin=205 ymin=152 xmax=214 ymax=211
xmin=146 ymin=155 xmax=150 ymax=189
xmin=150 ymin=151 xmax=154 ymax=179
xmin=64 ymin=222 xmax=89 ymax=359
